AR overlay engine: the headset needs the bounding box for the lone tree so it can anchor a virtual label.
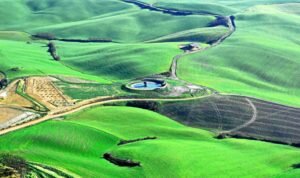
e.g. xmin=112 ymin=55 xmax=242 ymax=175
xmin=0 ymin=79 xmax=8 ymax=89
xmin=47 ymin=42 xmax=61 ymax=61
xmin=47 ymin=42 xmax=56 ymax=53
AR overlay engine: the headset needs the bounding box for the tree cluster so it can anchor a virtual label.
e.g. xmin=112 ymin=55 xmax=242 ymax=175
xmin=0 ymin=154 xmax=28 ymax=177
xmin=0 ymin=79 xmax=8 ymax=89
xmin=126 ymin=101 xmax=160 ymax=111
xmin=47 ymin=42 xmax=61 ymax=61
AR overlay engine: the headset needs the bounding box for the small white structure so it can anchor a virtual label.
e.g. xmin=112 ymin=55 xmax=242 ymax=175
xmin=0 ymin=91 xmax=7 ymax=99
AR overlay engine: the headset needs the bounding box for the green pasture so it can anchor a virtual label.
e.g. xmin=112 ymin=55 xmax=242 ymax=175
xmin=0 ymin=106 xmax=300 ymax=177
xmin=177 ymin=3 xmax=300 ymax=106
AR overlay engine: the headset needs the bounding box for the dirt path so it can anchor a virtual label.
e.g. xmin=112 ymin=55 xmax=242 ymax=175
xmin=0 ymin=2 xmax=236 ymax=136
xmin=220 ymin=98 xmax=257 ymax=134
xmin=169 ymin=16 xmax=235 ymax=79
xmin=0 ymin=95 xmax=213 ymax=136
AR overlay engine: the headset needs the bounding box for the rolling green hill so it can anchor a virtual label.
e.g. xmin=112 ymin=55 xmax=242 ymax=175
xmin=177 ymin=3 xmax=300 ymax=107
xmin=139 ymin=0 xmax=300 ymax=15
xmin=0 ymin=0 xmax=224 ymax=43
xmin=57 ymin=42 xmax=181 ymax=81
xmin=0 ymin=38 xmax=109 ymax=82
xmin=0 ymin=0 xmax=300 ymax=177
xmin=1 ymin=106 xmax=300 ymax=177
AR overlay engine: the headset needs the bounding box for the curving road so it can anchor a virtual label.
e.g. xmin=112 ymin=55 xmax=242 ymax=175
xmin=169 ymin=16 xmax=236 ymax=79
xmin=0 ymin=95 xmax=213 ymax=136
xmin=0 ymin=1 xmax=236 ymax=136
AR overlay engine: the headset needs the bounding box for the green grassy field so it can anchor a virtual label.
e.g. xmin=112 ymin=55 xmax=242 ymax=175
xmin=177 ymin=3 xmax=300 ymax=107
xmin=139 ymin=0 xmax=300 ymax=15
xmin=0 ymin=39 xmax=109 ymax=83
xmin=57 ymin=42 xmax=181 ymax=81
xmin=0 ymin=0 xmax=300 ymax=177
xmin=0 ymin=106 xmax=300 ymax=177
xmin=0 ymin=0 xmax=225 ymax=43
xmin=0 ymin=34 xmax=181 ymax=82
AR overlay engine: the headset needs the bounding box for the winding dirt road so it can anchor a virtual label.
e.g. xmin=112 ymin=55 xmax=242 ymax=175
xmin=0 ymin=95 xmax=213 ymax=136
xmin=169 ymin=16 xmax=236 ymax=79
xmin=0 ymin=1 xmax=236 ymax=136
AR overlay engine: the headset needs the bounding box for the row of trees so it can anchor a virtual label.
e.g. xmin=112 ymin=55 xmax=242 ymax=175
xmin=33 ymin=33 xmax=112 ymax=42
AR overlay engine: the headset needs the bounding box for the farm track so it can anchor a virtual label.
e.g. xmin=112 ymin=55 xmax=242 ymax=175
xmin=169 ymin=15 xmax=235 ymax=79
xmin=121 ymin=0 xmax=236 ymax=79
xmin=0 ymin=94 xmax=213 ymax=136
xmin=1 ymin=0 xmax=300 ymax=148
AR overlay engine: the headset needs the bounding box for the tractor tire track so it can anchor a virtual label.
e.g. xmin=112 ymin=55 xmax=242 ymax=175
xmin=220 ymin=98 xmax=257 ymax=134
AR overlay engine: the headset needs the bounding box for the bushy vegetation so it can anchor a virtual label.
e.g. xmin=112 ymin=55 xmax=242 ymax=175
xmin=0 ymin=154 xmax=28 ymax=177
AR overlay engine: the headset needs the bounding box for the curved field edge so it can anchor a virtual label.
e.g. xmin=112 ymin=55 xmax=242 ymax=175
xmin=0 ymin=106 xmax=300 ymax=177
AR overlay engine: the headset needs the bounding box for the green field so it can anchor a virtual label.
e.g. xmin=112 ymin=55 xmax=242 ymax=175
xmin=0 ymin=39 xmax=109 ymax=82
xmin=1 ymin=0 xmax=300 ymax=177
xmin=139 ymin=0 xmax=300 ymax=15
xmin=177 ymin=3 xmax=300 ymax=107
xmin=1 ymin=106 xmax=300 ymax=177
xmin=0 ymin=0 xmax=224 ymax=43
xmin=57 ymin=42 xmax=181 ymax=81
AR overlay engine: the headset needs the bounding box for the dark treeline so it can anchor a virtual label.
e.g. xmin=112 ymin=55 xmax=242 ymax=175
xmin=32 ymin=33 xmax=112 ymax=43
xmin=118 ymin=136 xmax=157 ymax=145
xmin=103 ymin=153 xmax=141 ymax=167
xmin=126 ymin=101 xmax=160 ymax=111
xmin=122 ymin=0 xmax=217 ymax=16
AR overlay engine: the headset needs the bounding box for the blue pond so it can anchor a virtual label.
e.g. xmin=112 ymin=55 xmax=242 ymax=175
xmin=131 ymin=81 xmax=163 ymax=90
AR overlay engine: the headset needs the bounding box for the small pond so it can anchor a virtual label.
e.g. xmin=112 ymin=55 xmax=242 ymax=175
xmin=127 ymin=79 xmax=166 ymax=91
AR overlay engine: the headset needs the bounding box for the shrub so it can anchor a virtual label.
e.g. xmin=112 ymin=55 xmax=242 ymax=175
xmin=0 ymin=154 xmax=28 ymax=176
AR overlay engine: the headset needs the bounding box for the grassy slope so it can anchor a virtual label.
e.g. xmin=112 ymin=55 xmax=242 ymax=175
xmin=178 ymin=3 xmax=300 ymax=107
xmin=57 ymin=42 xmax=181 ymax=81
xmin=0 ymin=0 xmax=220 ymax=43
xmin=148 ymin=26 xmax=229 ymax=43
xmin=0 ymin=33 xmax=181 ymax=82
xmin=0 ymin=106 xmax=300 ymax=177
xmin=0 ymin=39 xmax=109 ymax=83
xmin=0 ymin=0 xmax=230 ymax=82
xmin=139 ymin=0 xmax=300 ymax=15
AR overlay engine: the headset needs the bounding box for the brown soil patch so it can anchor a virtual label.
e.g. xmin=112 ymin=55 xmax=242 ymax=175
xmin=0 ymin=107 xmax=23 ymax=124
xmin=25 ymin=77 xmax=74 ymax=110
xmin=0 ymin=81 xmax=33 ymax=108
